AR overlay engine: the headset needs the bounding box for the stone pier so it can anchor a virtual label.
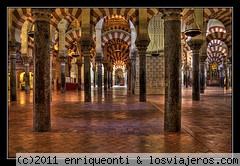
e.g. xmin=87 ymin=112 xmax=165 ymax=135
xmin=161 ymin=8 xmax=182 ymax=132
xmin=32 ymin=8 xmax=54 ymax=132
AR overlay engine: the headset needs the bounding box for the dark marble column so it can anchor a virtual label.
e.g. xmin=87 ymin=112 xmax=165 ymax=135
xmin=22 ymin=55 xmax=31 ymax=94
xmin=130 ymin=55 xmax=136 ymax=94
xmin=185 ymin=65 xmax=189 ymax=88
xmin=96 ymin=56 xmax=103 ymax=93
xmin=224 ymin=56 xmax=230 ymax=90
xmin=103 ymin=63 xmax=108 ymax=91
xmin=161 ymin=8 xmax=182 ymax=132
xmin=55 ymin=57 xmax=61 ymax=90
xmin=84 ymin=55 xmax=91 ymax=101
xmin=60 ymin=57 xmax=67 ymax=94
xmin=76 ymin=59 xmax=83 ymax=91
xmin=107 ymin=66 xmax=111 ymax=89
xmin=92 ymin=65 xmax=96 ymax=87
xmin=228 ymin=62 xmax=232 ymax=87
xmin=9 ymin=44 xmax=17 ymax=101
xmin=200 ymin=55 xmax=207 ymax=93
xmin=135 ymin=44 xmax=148 ymax=102
xmin=110 ymin=70 xmax=113 ymax=88
xmin=139 ymin=51 xmax=147 ymax=102
xmin=32 ymin=8 xmax=54 ymax=132
xmin=50 ymin=50 xmax=53 ymax=101
xmin=227 ymin=45 xmax=232 ymax=87
xmin=186 ymin=36 xmax=205 ymax=101
xmin=65 ymin=57 xmax=70 ymax=77
xmin=80 ymin=42 xmax=93 ymax=102
xmin=127 ymin=60 xmax=132 ymax=92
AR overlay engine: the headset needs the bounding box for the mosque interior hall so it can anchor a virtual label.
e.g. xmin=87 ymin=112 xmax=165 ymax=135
xmin=7 ymin=7 xmax=233 ymax=158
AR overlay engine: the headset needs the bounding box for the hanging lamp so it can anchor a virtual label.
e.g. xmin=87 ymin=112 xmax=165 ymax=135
xmin=184 ymin=9 xmax=201 ymax=37
xmin=151 ymin=16 xmax=160 ymax=57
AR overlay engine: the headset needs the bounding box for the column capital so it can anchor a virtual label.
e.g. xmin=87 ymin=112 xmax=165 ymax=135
xmin=199 ymin=55 xmax=207 ymax=63
xmin=103 ymin=61 xmax=108 ymax=67
xmin=76 ymin=59 xmax=84 ymax=66
xmin=60 ymin=56 xmax=68 ymax=63
xmin=130 ymin=51 xmax=137 ymax=61
xmin=135 ymin=38 xmax=150 ymax=47
xmin=186 ymin=36 xmax=205 ymax=53
xmin=21 ymin=54 xmax=31 ymax=65
xmin=95 ymin=52 xmax=104 ymax=60
xmin=95 ymin=55 xmax=103 ymax=62
xmin=136 ymin=45 xmax=148 ymax=55
xmin=58 ymin=49 xmax=68 ymax=59
xmin=159 ymin=8 xmax=182 ymax=21
xmin=80 ymin=40 xmax=93 ymax=56
xmin=31 ymin=8 xmax=54 ymax=22
xmin=9 ymin=41 xmax=20 ymax=54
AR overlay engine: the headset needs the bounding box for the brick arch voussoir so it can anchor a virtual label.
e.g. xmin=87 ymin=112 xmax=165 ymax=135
xmin=206 ymin=32 xmax=231 ymax=47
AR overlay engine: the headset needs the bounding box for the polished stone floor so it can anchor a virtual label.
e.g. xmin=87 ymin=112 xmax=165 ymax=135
xmin=8 ymin=85 xmax=232 ymax=158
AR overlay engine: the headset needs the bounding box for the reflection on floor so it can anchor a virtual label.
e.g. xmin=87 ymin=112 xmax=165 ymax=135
xmin=8 ymin=86 xmax=232 ymax=158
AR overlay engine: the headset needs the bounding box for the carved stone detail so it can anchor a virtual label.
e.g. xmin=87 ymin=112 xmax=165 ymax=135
xmin=31 ymin=8 xmax=54 ymax=22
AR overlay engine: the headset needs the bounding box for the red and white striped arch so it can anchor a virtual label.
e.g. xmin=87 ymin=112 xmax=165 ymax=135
xmin=27 ymin=38 xmax=34 ymax=50
xmin=102 ymin=31 xmax=131 ymax=46
xmin=207 ymin=52 xmax=223 ymax=64
xmin=207 ymin=32 xmax=231 ymax=47
xmin=64 ymin=28 xmax=81 ymax=49
xmin=207 ymin=45 xmax=227 ymax=56
xmin=181 ymin=32 xmax=190 ymax=52
xmin=50 ymin=8 xmax=82 ymax=30
xmin=11 ymin=8 xmax=33 ymax=43
xmin=91 ymin=8 xmax=159 ymax=27
xmin=203 ymin=8 xmax=232 ymax=28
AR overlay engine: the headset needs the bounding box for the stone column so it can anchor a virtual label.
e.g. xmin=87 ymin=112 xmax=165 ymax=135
xmin=130 ymin=53 xmax=136 ymax=94
xmin=50 ymin=48 xmax=53 ymax=101
xmin=219 ymin=67 xmax=224 ymax=87
xmin=161 ymin=8 xmax=182 ymax=132
xmin=185 ymin=65 xmax=189 ymax=88
xmin=95 ymin=56 xmax=103 ymax=93
xmin=58 ymin=18 xmax=68 ymax=92
xmin=186 ymin=36 xmax=205 ymax=101
xmin=65 ymin=57 xmax=71 ymax=77
xmin=80 ymin=42 xmax=93 ymax=102
xmin=92 ymin=65 xmax=96 ymax=88
xmin=76 ymin=58 xmax=83 ymax=91
xmin=199 ymin=55 xmax=207 ymax=93
xmin=127 ymin=60 xmax=132 ymax=91
xmin=199 ymin=19 xmax=207 ymax=92
xmin=137 ymin=45 xmax=148 ymax=102
xmin=103 ymin=62 xmax=108 ymax=91
xmin=22 ymin=55 xmax=31 ymax=94
xmin=209 ymin=66 xmax=212 ymax=80
xmin=223 ymin=56 xmax=229 ymax=90
xmin=135 ymin=8 xmax=150 ymax=102
xmin=9 ymin=44 xmax=17 ymax=101
xmin=110 ymin=67 xmax=113 ymax=88
xmin=54 ymin=57 xmax=61 ymax=90
xmin=32 ymin=8 xmax=54 ymax=132
xmin=107 ymin=65 xmax=111 ymax=89
xmin=60 ymin=57 xmax=67 ymax=94
xmin=228 ymin=45 xmax=232 ymax=87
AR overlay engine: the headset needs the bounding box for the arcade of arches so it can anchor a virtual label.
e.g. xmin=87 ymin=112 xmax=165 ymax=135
xmin=8 ymin=8 xmax=233 ymax=156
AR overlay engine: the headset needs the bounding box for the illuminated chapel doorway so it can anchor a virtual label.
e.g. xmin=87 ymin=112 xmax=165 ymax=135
xmin=114 ymin=68 xmax=126 ymax=86
xmin=19 ymin=71 xmax=34 ymax=90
